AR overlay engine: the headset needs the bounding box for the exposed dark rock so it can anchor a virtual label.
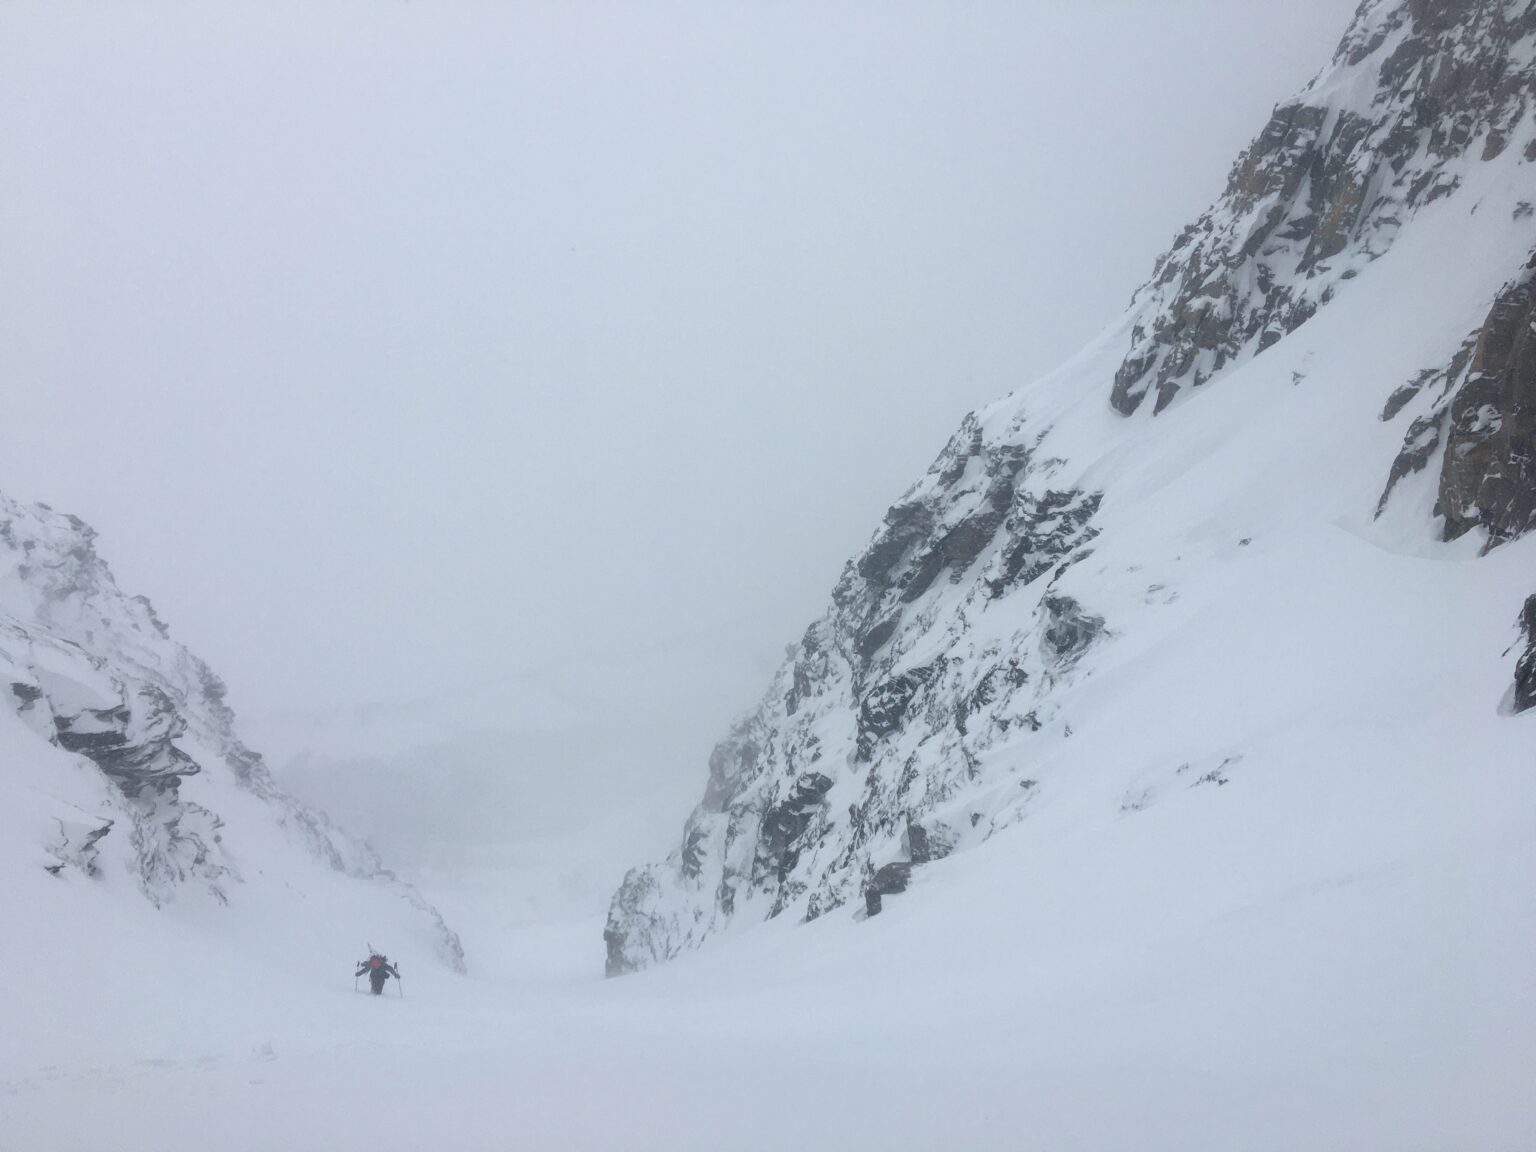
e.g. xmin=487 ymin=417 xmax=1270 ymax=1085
xmin=52 ymin=720 xmax=131 ymax=754
xmin=1378 ymin=250 xmax=1536 ymax=547
xmin=1378 ymin=409 xmax=1451 ymax=513
xmin=855 ymin=615 xmax=900 ymax=665
xmin=872 ymin=862 xmax=912 ymax=893
xmin=1436 ymin=252 xmax=1536 ymax=547
xmin=1381 ymin=370 xmax=1436 ymax=421
xmin=906 ymin=820 xmax=956 ymax=865
xmin=856 ymin=502 xmax=935 ymax=590
xmin=899 ymin=451 xmax=1034 ymax=604
xmin=758 ymin=772 xmax=835 ymax=883
xmin=1111 ymin=0 xmax=1536 ymax=416
xmin=1041 ymin=595 xmax=1106 ymax=665
xmin=956 ymin=659 xmax=1028 ymax=735
xmin=904 ymin=507 xmax=1008 ymax=602
xmin=50 ymin=686 xmax=200 ymax=799
xmin=1514 ymin=595 xmax=1536 ymax=714
xmin=987 ymin=489 xmax=1102 ymax=599
xmin=863 ymin=862 xmax=913 ymax=918
xmin=847 ymin=427 xmax=1039 ymax=614
xmin=857 ymin=662 xmax=944 ymax=760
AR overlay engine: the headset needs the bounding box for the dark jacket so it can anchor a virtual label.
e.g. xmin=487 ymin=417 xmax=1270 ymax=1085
xmin=356 ymin=957 xmax=399 ymax=981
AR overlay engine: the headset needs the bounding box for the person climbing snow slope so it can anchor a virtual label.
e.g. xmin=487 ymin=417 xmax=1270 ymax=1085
xmin=355 ymin=952 xmax=400 ymax=996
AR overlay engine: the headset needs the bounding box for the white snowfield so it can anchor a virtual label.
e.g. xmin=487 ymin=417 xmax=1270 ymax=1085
xmin=7 ymin=6 xmax=1536 ymax=1152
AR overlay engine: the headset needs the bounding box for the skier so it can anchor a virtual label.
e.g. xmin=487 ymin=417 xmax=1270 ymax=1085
xmin=355 ymin=951 xmax=400 ymax=995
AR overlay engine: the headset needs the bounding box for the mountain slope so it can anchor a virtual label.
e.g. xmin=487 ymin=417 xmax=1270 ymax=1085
xmin=0 ymin=494 xmax=465 ymax=978
xmin=1112 ymin=0 xmax=1536 ymax=416
xmin=605 ymin=0 xmax=1536 ymax=975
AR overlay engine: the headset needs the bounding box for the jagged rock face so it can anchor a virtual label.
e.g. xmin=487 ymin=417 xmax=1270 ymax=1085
xmin=0 ymin=505 xmax=236 ymax=900
xmin=1437 ymin=250 xmax=1536 ymax=545
xmin=1378 ymin=248 xmax=1536 ymax=548
xmin=1515 ymin=595 xmax=1536 ymax=713
xmin=606 ymin=0 xmax=1536 ymax=975
xmin=1111 ymin=0 xmax=1536 ymax=416
xmin=0 ymin=496 xmax=465 ymax=969
xmin=605 ymin=412 xmax=1104 ymax=975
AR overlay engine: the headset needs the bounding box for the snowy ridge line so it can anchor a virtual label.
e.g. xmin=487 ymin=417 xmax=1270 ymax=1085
xmin=0 ymin=492 xmax=466 ymax=971
xmin=603 ymin=0 xmax=1536 ymax=974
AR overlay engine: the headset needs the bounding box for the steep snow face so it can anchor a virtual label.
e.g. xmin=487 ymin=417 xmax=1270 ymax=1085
xmin=605 ymin=0 xmax=1536 ymax=975
xmin=0 ymin=495 xmax=465 ymax=969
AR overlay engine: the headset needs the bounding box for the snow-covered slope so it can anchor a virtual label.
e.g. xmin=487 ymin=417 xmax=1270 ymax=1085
xmin=0 ymin=495 xmax=465 ymax=974
xmin=6 ymin=5 xmax=1536 ymax=1148
xmin=605 ymin=0 xmax=1536 ymax=974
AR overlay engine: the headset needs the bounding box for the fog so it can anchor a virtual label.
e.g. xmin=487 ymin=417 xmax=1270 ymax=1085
xmin=1 ymin=1 xmax=1359 ymax=874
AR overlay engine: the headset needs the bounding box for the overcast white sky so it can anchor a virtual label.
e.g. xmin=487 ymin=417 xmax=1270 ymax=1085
xmin=1 ymin=0 xmax=1359 ymax=738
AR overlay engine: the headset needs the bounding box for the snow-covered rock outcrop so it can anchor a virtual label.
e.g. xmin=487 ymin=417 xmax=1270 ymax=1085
xmin=0 ymin=495 xmax=465 ymax=970
xmin=1111 ymin=0 xmax=1536 ymax=416
xmin=1380 ymin=244 xmax=1536 ymax=546
xmin=1516 ymin=593 xmax=1536 ymax=712
xmin=605 ymin=0 xmax=1536 ymax=975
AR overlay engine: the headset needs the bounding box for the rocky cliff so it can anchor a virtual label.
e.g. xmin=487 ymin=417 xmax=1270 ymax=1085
xmin=0 ymin=494 xmax=465 ymax=970
xmin=1111 ymin=0 xmax=1536 ymax=416
xmin=1380 ymin=245 xmax=1536 ymax=546
xmin=606 ymin=0 xmax=1536 ymax=975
